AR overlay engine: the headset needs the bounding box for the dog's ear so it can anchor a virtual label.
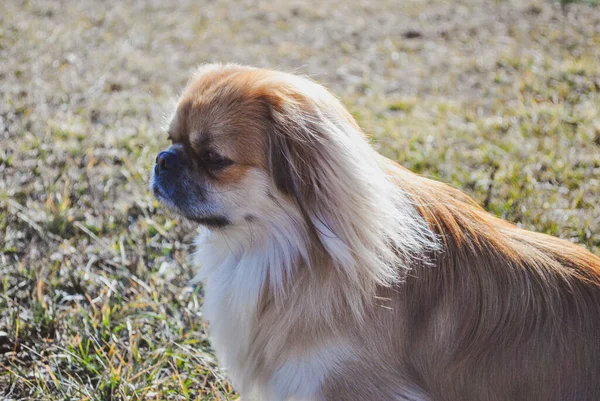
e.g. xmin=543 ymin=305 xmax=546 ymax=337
xmin=258 ymin=84 xmax=424 ymax=291
xmin=262 ymin=91 xmax=328 ymax=211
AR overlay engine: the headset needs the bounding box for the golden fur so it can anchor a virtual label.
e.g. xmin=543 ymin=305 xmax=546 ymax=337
xmin=151 ymin=64 xmax=600 ymax=401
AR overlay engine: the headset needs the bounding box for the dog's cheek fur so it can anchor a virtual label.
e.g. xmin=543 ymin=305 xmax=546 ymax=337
xmin=208 ymin=167 xmax=282 ymax=228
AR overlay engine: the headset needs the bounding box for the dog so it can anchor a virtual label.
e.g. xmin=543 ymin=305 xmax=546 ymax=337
xmin=150 ymin=63 xmax=600 ymax=401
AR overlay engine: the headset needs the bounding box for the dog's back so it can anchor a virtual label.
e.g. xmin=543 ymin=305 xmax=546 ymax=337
xmin=385 ymin=161 xmax=600 ymax=401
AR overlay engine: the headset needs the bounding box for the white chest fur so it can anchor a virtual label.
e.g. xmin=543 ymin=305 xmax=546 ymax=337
xmin=199 ymin=258 xmax=353 ymax=401
xmin=194 ymin=227 xmax=352 ymax=401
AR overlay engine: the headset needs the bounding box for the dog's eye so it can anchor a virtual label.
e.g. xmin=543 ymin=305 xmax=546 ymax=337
xmin=203 ymin=151 xmax=233 ymax=170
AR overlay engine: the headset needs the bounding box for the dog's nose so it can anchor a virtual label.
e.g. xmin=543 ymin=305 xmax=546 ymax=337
xmin=155 ymin=151 xmax=180 ymax=174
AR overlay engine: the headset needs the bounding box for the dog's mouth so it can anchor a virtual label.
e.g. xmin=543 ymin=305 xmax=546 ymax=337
xmin=189 ymin=215 xmax=231 ymax=228
xmin=153 ymin=185 xmax=230 ymax=228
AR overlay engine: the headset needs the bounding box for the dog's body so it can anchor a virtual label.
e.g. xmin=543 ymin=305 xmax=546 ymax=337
xmin=151 ymin=64 xmax=600 ymax=401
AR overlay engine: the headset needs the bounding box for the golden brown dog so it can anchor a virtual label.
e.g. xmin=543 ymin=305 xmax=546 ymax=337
xmin=150 ymin=64 xmax=600 ymax=401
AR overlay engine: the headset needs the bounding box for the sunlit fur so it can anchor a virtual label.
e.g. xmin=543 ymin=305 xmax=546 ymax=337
xmin=154 ymin=64 xmax=600 ymax=401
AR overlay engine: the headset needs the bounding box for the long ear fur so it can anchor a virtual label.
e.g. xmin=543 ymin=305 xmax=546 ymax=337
xmin=261 ymin=76 xmax=440 ymax=298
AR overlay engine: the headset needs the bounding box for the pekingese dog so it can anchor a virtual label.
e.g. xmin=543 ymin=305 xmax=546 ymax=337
xmin=150 ymin=64 xmax=600 ymax=401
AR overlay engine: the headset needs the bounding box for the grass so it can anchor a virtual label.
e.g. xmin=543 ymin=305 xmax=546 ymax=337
xmin=1 ymin=0 xmax=600 ymax=399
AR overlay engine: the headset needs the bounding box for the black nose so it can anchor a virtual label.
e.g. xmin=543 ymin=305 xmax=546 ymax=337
xmin=155 ymin=151 xmax=180 ymax=174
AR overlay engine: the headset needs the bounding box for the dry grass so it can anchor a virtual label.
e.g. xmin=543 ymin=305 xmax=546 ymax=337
xmin=1 ymin=0 xmax=600 ymax=399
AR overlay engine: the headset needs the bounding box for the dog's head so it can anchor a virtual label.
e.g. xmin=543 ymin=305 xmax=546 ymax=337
xmin=151 ymin=64 xmax=364 ymax=230
xmin=151 ymin=64 xmax=276 ymax=229
xmin=151 ymin=64 xmax=435 ymax=289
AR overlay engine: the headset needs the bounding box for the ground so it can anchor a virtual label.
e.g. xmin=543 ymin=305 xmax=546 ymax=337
xmin=1 ymin=0 xmax=599 ymax=399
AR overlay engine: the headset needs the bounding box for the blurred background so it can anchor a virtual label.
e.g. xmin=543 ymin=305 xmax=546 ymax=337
xmin=1 ymin=0 xmax=599 ymax=399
